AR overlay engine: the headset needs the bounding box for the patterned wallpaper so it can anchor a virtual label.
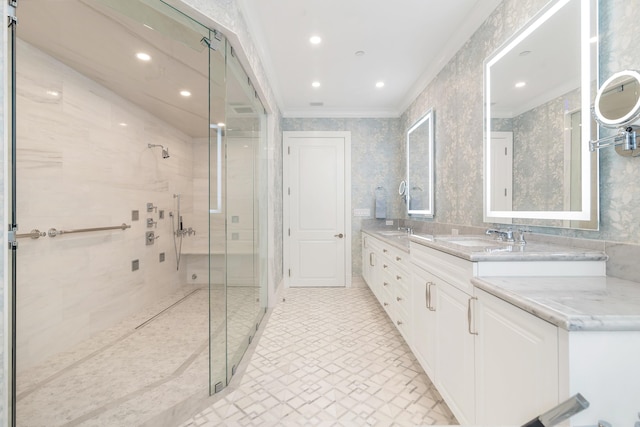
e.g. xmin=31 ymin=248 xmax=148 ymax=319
xmin=401 ymin=0 xmax=640 ymax=247
xmin=280 ymin=0 xmax=640 ymax=277
xmin=282 ymin=118 xmax=403 ymax=277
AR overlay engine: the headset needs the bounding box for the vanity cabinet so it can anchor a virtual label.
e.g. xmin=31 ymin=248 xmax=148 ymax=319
xmin=411 ymin=243 xmax=476 ymax=424
xmin=362 ymin=233 xmax=411 ymax=341
xmin=474 ymin=288 xmax=559 ymax=424
xmin=410 ymin=242 xmax=562 ymax=425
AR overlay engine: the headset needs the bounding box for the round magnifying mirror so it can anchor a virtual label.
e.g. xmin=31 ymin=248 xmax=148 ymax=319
xmin=398 ymin=180 xmax=406 ymax=196
xmin=594 ymin=70 xmax=640 ymax=128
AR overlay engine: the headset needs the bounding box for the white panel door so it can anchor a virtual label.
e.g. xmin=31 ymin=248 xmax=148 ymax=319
xmin=285 ymin=132 xmax=349 ymax=287
xmin=490 ymin=131 xmax=513 ymax=217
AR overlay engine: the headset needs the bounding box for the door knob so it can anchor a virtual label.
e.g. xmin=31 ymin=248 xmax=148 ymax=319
xmin=334 ymin=233 xmax=344 ymax=238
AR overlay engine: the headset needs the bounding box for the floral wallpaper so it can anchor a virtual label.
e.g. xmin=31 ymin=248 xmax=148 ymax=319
xmin=281 ymin=0 xmax=640 ymax=279
xmin=282 ymin=118 xmax=403 ymax=276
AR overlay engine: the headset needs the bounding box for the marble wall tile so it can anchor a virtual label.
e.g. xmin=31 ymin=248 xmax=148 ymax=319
xmin=15 ymin=40 xmax=196 ymax=370
xmin=175 ymin=0 xmax=285 ymax=299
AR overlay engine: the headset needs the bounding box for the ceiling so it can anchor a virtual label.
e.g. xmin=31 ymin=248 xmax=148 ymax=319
xmin=238 ymin=0 xmax=502 ymax=117
xmin=17 ymin=0 xmax=504 ymax=131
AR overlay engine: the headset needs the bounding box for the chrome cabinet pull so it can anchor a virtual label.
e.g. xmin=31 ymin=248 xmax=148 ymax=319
xmin=369 ymin=252 xmax=374 ymax=267
xmin=395 ymin=256 xmax=401 ymax=261
xmin=396 ymin=275 xmax=402 ymax=280
xmin=425 ymin=282 xmax=429 ymax=308
xmin=383 ymin=249 xmax=388 ymax=253
xmin=467 ymin=297 xmax=478 ymax=335
xmin=383 ymin=282 xmax=389 ymax=287
xmin=383 ymin=264 xmax=389 ymax=269
xmin=397 ymin=320 xmax=403 ymax=326
xmin=396 ymin=296 xmax=402 ymax=302
xmin=383 ymin=302 xmax=389 ymax=307
xmin=334 ymin=233 xmax=344 ymax=238
xmin=426 ymin=282 xmax=436 ymax=311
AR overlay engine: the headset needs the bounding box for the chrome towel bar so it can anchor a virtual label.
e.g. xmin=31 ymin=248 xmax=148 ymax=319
xmin=47 ymin=223 xmax=131 ymax=237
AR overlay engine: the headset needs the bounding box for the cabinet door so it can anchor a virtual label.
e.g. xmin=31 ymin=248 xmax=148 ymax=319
xmin=361 ymin=237 xmax=375 ymax=286
xmin=435 ymin=281 xmax=476 ymax=424
xmin=475 ymin=288 xmax=558 ymax=424
xmin=411 ymin=267 xmax=437 ymax=379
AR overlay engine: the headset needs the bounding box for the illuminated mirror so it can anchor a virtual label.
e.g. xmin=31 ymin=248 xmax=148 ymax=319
xmin=484 ymin=0 xmax=599 ymax=229
xmin=407 ymin=109 xmax=434 ymax=217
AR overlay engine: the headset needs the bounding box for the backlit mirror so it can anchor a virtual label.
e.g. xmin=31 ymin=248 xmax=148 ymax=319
xmin=484 ymin=0 xmax=599 ymax=229
xmin=407 ymin=109 xmax=434 ymax=217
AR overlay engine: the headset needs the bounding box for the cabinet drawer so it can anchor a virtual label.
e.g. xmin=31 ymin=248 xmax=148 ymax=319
xmin=411 ymin=243 xmax=474 ymax=294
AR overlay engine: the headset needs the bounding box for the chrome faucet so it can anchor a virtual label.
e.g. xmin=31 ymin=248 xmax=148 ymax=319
xmin=485 ymin=228 xmax=514 ymax=243
xmin=397 ymin=226 xmax=413 ymax=235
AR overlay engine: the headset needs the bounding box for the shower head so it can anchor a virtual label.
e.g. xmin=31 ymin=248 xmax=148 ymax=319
xmin=148 ymin=143 xmax=170 ymax=159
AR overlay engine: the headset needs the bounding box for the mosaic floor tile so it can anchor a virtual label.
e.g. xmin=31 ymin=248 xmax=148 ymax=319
xmin=180 ymin=287 xmax=457 ymax=426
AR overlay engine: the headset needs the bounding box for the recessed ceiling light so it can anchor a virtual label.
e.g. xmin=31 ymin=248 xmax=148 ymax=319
xmin=119 ymin=122 xmax=128 ymax=127
xmin=309 ymin=35 xmax=322 ymax=45
xmin=180 ymin=90 xmax=192 ymax=97
xmin=136 ymin=52 xmax=151 ymax=61
xmin=515 ymin=81 xmax=526 ymax=88
xmin=312 ymin=81 xmax=321 ymax=88
xmin=46 ymin=90 xmax=59 ymax=97
xmin=376 ymin=81 xmax=385 ymax=88
xmin=355 ymin=51 xmax=365 ymax=57
xmin=217 ymin=122 xmax=225 ymax=127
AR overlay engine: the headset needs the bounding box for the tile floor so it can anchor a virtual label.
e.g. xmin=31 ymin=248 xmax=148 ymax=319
xmin=17 ymin=284 xmax=263 ymax=427
xmin=180 ymin=287 xmax=457 ymax=426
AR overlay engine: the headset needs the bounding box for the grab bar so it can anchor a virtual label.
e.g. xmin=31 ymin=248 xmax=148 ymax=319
xmin=48 ymin=223 xmax=131 ymax=237
xmin=16 ymin=229 xmax=47 ymax=239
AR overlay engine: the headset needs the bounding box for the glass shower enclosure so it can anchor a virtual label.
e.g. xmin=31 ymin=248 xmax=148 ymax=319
xmin=9 ymin=0 xmax=267 ymax=423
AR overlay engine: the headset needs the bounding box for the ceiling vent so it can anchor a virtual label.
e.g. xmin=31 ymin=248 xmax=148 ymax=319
xmin=231 ymin=105 xmax=254 ymax=115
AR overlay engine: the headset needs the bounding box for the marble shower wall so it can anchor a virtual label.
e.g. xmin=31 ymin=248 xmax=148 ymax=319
xmin=176 ymin=0 xmax=284 ymax=300
xmin=282 ymin=118 xmax=403 ymax=277
xmin=15 ymin=40 xmax=195 ymax=370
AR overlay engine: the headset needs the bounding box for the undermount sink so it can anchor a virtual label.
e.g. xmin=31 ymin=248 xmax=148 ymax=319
xmin=378 ymin=230 xmax=408 ymax=237
xmin=436 ymin=236 xmax=504 ymax=248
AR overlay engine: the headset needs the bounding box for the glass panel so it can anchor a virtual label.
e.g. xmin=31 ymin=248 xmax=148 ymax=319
xmin=225 ymin=44 xmax=257 ymax=381
xmin=208 ymin=34 xmax=228 ymax=393
xmin=8 ymin=12 xmax=17 ymax=427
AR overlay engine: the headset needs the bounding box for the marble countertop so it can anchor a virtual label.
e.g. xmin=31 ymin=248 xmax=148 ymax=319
xmin=362 ymin=226 xmax=607 ymax=262
xmin=362 ymin=228 xmax=410 ymax=253
xmin=408 ymin=234 xmax=607 ymax=262
xmin=472 ymin=276 xmax=640 ymax=331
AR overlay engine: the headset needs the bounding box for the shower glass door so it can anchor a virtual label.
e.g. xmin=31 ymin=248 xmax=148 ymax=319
xmin=207 ymin=32 xmax=228 ymax=391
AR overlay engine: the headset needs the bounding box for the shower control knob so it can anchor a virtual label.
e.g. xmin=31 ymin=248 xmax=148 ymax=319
xmin=147 ymin=218 xmax=157 ymax=228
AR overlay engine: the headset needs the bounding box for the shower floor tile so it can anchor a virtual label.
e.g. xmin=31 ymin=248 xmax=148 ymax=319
xmin=16 ymin=284 xmax=261 ymax=427
xmin=179 ymin=287 xmax=457 ymax=426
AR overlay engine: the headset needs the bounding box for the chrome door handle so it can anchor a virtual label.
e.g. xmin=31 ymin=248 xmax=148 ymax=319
xmin=334 ymin=233 xmax=344 ymax=238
